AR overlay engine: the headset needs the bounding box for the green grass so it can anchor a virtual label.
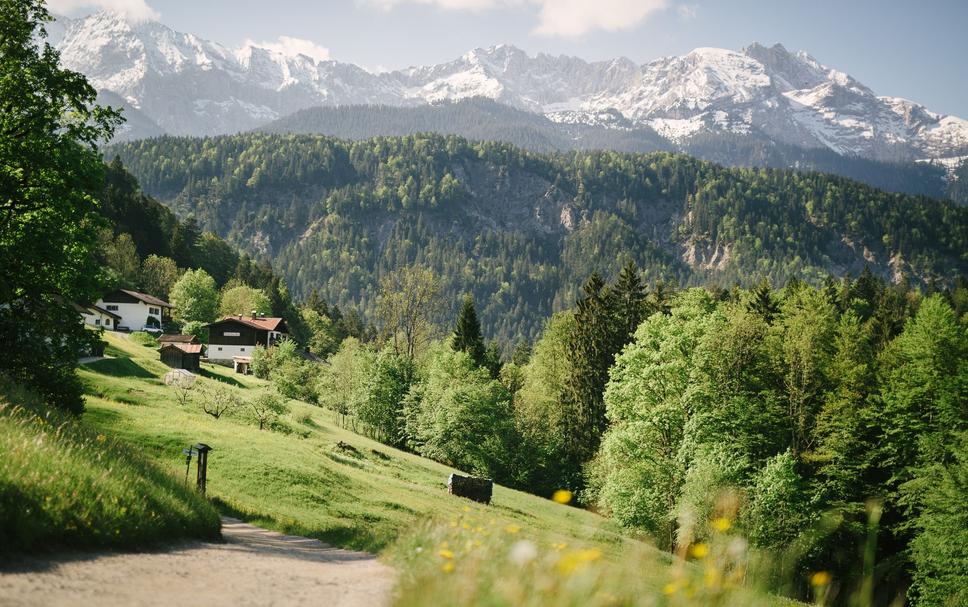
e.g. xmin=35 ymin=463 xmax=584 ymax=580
xmin=78 ymin=332 xmax=791 ymax=606
xmin=0 ymin=375 xmax=220 ymax=554
xmin=80 ymin=332 xmax=626 ymax=554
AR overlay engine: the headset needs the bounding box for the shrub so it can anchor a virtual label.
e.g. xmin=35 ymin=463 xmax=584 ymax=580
xmin=181 ymin=320 xmax=209 ymax=343
xmin=248 ymin=390 xmax=288 ymax=430
xmin=198 ymin=383 xmax=241 ymax=420
xmin=273 ymin=360 xmax=320 ymax=404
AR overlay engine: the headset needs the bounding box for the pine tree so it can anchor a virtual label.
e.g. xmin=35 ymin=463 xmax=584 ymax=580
xmin=612 ymin=260 xmax=646 ymax=344
xmin=747 ymin=278 xmax=779 ymax=322
xmin=452 ymin=294 xmax=486 ymax=369
xmin=561 ymin=272 xmax=619 ymax=490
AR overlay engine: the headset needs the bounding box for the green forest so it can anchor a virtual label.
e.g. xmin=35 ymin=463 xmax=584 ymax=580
xmin=108 ymin=133 xmax=968 ymax=347
xmin=239 ymin=262 xmax=968 ymax=606
xmin=3 ymin=2 xmax=967 ymax=604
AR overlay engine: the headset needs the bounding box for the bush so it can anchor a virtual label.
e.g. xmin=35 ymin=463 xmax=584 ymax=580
xmin=351 ymin=348 xmax=414 ymax=446
xmin=129 ymin=331 xmax=159 ymax=347
xmin=181 ymin=320 xmax=209 ymax=343
xmin=273 ymin=360 xmax=320 ymax=404
xmin=247 ymin=390 xmax=288 ymax=430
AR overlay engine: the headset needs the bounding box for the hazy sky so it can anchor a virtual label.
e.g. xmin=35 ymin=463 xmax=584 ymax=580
xmin=49 ymin=0 xmax=967 ymax=116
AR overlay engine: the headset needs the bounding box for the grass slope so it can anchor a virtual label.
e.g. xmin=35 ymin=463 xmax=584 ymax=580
xmin=79 ymin=332 xmax=625 ymax=553
xmin=0 ymin=376 xmax=220 ymax=554
xmin=79 ymin=332 xmax=789 ymax=606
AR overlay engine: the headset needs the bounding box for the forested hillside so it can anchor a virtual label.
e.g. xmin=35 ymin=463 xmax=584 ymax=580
xmin=109 ymin=133 xmax=968 ymax=345
xmin=259 ymin=98 xmax=949 ymax=198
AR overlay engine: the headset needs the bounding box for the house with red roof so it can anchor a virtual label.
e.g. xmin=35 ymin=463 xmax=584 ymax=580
xmin=204 ymin=314 xmax=287 ymax=364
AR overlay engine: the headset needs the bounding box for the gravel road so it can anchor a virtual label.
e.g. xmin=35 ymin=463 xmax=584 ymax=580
xmin=0 ymin=517 xmax=395 ymax=607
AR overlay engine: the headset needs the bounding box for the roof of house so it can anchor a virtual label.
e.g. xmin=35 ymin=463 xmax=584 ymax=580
xmin=90 ymin=304 xmax=122 ymax=320
xmin=73 ymin=302 xmax=122 ymax=320
xmin=118 ymin=289 xmax=172 ymax=308
xmin=159 ymin=342 xmax=203 ymax=355
xmin=207 ymin=315 xmax=286 ymax=332
xmin=159 ymin=333 xmax=199 ymax=344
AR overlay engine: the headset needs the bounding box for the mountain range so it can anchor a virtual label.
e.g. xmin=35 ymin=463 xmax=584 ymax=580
xmin=54 ymin=11 xmax=968 ymax=175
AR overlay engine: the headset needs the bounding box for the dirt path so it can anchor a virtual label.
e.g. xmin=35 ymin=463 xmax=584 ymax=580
xmin=0 ymin=517 xmax=395 ymax=607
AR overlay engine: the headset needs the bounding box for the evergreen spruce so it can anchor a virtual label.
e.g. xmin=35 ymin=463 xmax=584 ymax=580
xmin=747 ymin=278 xmax=779 ymax=322
xmin=452 ymin=294 xmax=487 ymax=369
xmin=561 ymin=272 xmax=619 ymax=490
xmin=612 ymin=260 xmax=647 ymax=344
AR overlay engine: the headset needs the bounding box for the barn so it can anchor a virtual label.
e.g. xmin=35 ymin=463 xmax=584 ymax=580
xmin=159 ymin=342 xmax=203 ymax=372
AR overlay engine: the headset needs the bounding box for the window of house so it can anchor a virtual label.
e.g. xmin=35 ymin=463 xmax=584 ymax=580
xmin=218 ymin=347 xmax=223 ymax=351
xmin=149 ymin=307 xmax=159 ymax=315
xmin=95 ymin=319 xmax=101 ymax=326
xmin=105 ymin=319 xmax=111 ymax=326
xmin=240 ymin=347 xmax=246 ymax=352
xmin=106 ymin=305 xmax=119 ymax=311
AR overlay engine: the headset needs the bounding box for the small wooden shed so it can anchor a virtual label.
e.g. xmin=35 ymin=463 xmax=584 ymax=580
xmin=159 ymin=342 xmax=203 ymax=372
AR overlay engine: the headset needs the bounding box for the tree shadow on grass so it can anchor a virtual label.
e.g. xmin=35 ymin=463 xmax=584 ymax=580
xmin=198 ymin=368 xmax=245 ymax=388
xmin=85 ymin=358 xmax=154 ymax=379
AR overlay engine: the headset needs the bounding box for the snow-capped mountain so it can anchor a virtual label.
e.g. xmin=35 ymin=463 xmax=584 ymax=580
xmin=53 ymin=11 xmax=968 ymax=166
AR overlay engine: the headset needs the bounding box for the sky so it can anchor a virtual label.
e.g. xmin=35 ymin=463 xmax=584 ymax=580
xmin=48 ymin=0 xmax=968 ymax=116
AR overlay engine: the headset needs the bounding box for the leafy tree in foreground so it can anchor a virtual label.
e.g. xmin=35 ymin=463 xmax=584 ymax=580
xmin=140 ymin=255 xmax=182 ymax=300
xmin=219 ymin=284 xmax=271 ymax=318
xmin=377 ymin=265 xmax=443 ymax=362
xmin=0 ymin=0 xmax=121 ymax=412
xmin=169 ymin=268 xmax=219 ymax=324
xmin=351 ymin=348 xmax=414 ymax=446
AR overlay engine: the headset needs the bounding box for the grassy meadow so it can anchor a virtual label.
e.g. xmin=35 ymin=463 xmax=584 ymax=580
xmin=73 ymin=331 xmax=792 ymax=606
xmin=0 ymin=376 xmax=220 ymax=554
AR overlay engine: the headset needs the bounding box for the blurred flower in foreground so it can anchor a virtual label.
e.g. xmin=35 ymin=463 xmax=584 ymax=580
xmin=509 ymin=539 xmax=538 ymax=565
xmin=689 ymin=543 xmax=709 ymax=559
xmin=810 ymin=571 xmax=831 ymax=586
xmin=552 ymin=489 xmax=573 ymax=504
xmin=711 ymin=517 xmax=731 ymax=532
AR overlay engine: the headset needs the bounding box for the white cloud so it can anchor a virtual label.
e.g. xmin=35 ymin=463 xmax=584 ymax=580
xmin=245 ymin=36 xmax=331 ymax=62
xmin=357 ymin=0 xmax=669 ymax=37
xmin=360 ymin=0 xmax=513 ymax=10
xmin=531 ymin=0 xmax=669 ymax=37
xmin=677 ymin=3 xmax=697 ymax=20
xmin=47 ymin=0 xmax=160 ymax=22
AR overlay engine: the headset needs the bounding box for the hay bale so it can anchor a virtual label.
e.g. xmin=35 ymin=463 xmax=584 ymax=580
xmin=448 ymin=473 xmax=493 ymax=505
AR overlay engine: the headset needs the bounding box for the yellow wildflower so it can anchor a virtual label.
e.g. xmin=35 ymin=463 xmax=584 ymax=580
xmin=96 ymin=434 xmax=107 ymax=443
xmin=438 ymin=548 xmax=454 ymax=559
xmin=552 ymin=489 xmax=573 ymax=504
xmin=556 ymin=548 xmax=602 ymax=575
xmin=811 ymin=571 xmax=832 ymax=587
xmin=442 ymin=562 xmax=455 ymax=573
xmin=711 ymin=517 xmax=732 ymax=532
xmin=689 ymin=543 xmax=709 ymax=559
xmin=504 ymin=524 xmax=521 ymax=534
xmin=662 ymin=582 xmax=679 ymax=596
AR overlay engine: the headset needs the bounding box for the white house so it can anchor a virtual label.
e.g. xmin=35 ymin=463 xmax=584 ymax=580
xmin=76 ymin=302 xmax=122 ymax=330
xmin=95 ymin=289 xmax=172 ymax=333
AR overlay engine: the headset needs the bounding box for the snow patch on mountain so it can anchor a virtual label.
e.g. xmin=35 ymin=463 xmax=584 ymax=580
xmin=53 ymin=11 xmax=968 ymax=163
